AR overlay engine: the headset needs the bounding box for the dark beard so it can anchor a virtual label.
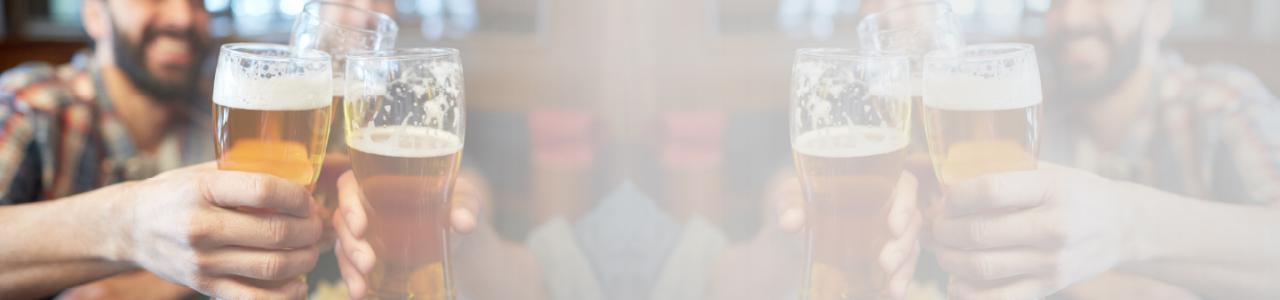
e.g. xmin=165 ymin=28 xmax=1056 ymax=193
xmin=1042 ymin=20 xmax=1145 ymax=111
xmin=107 ymin=12 xmax=208 ymax=103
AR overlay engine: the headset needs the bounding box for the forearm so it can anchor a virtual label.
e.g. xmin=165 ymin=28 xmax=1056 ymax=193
xmin=0 ymin=183 xmax=139 ymax=298
xmin=1120 ymin=182 xmax=1280 ymax=299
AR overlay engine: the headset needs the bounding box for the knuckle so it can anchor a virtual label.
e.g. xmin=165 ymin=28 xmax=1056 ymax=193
xmin=265 ymin=217 xmax=292 ymax=247
xmin=194 ymin=173 xmax=216 ymax=201
xmin=190 ymin=277 xmax=216 ymax=294
xmin=970 ymin=253 xmax=995 ymax=279
xmin=966 ymin=220 xmax=987 ymax=247
xmin=249 ymin=177 xmax=274 ymax=204
xmin=186 ymin=215 xmax=216 ymax=245
xmin=259 ymin=254 xmax=285 ymax=279
xmin=193 ymin=254 xmax=218 ymax=274
xmin=1039 ymin=214 xmax=1068 ymax=246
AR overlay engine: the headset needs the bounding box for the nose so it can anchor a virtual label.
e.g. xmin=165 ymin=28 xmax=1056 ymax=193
xmin=1048 ymin=0 xmax=1099 ymax=32
xmin=156 ymin=0 xmax=200 ymax=30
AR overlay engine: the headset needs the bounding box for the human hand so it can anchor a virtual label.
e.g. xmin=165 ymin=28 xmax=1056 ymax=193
xmin=333 ymin=170 xmax=482 ymax=299
xmin=930 ymin=163 xmax=1138 ymax=299
xmin=119 ymin=162 xmax=324 ymax=299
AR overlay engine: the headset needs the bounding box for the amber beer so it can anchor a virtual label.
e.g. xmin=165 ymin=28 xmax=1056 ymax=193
xmin=214 ymin=102 xmax=332 ymax=187
xmin=349 ymin=126 xmax=462 ymax=300
xmin=922 ymin=103 xmax=1040 ymax=184
xmin=922 ymin=79 xmax=1041 ymax=185
xmin=794 ymin=126 xmax=908 ymax=300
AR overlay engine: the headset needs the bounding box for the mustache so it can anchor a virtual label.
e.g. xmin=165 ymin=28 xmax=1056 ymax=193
xmin=1046 ymin=28 xmax=1115 ymax=50
xmin=140 ymin=26 xmax=208 ymax=56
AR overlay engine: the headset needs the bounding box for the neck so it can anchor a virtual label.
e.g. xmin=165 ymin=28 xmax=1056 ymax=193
xmin=98 ymin=63 xmax=175 ymax=152
xmin=1082 ymin=61 xmax=1157 ymax=152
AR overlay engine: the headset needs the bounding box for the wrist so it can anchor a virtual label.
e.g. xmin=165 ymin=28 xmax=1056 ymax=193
xmin=99 ymin=181 xmax=141 ymax=267
xmin=1119 ymin=181 xmax=1160 ymax=266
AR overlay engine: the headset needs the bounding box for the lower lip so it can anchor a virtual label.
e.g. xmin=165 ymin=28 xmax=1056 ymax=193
xmin=156 ymin=52 xmax=193 ymax=66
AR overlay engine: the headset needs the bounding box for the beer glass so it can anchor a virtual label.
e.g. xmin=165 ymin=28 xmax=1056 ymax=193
xmin=857 ymin=1 xmax=965 ymax=192
xmin=345 ymin=48 xmax=465 ymax=300
xmin=291 ymin=0 xmax=399 ymax=155
xmin=213 ymin=43 xmax=333 ymax=188
xmin=790 ymin=49 xmax=912 ymax=300
xmin=922 ymin=43 xmax=1042 ymax=185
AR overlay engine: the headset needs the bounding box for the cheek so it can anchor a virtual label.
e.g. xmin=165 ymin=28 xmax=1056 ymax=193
xmin=1060 ymin=38 xmax=1111 ymax=77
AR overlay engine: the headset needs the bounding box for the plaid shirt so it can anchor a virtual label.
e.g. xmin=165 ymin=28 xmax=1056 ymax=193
xmin=1044 ymin=53 xmax=1280 ymax=206
xmin=0 ymin=51 xmax=212 ymax=205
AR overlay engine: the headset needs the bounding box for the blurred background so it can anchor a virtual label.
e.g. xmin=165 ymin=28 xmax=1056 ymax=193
xmin=2 ymin=0 xmax=1276 ymax=299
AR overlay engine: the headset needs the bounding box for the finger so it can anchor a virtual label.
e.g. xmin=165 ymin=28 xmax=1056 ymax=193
xmin=200 ymin=208 xmax=324 ymax=249
xmin=949 ymin=277 xmax=1047 ymax=300
xmin=890 ymin=172 xmax=920 ymax=237
xmin=335 ymin=242 xmax=369 ymax=300
xmin=886 ymin=239 xmax=920 ymax=300
xmin=450 ymin=174 xmax=483 ymax=234
xmin=334 ymin=208 xmax=377 ymax=275
xmin=201 ymin=171 xmax=314 ymax=218
xmin=336 ymin=171 xmax=368 ymax=238
xmin=881 ymin=211 xmax=921 ymax=272
xmin=774 ymin=176 xmax=805 ymax=232
xmin=778 ymin=206 xmax=805 ymax=233
xmin=202 ymin=276 xmax=308 ymax=300
xmin=931 ymin=210 xmax=1054 ymax=250
xmin=944 ymin=170 xmax=1051 ymax=217
xmin=934 ymin=246 xmax=1052 ymax=281
xmin=200 ymin=245 xmax=320 ymax=281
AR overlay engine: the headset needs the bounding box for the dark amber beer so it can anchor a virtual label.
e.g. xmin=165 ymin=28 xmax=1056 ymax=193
xmin=794 ymin=127 xmax=908 ymax=300
xmin=348 ymin=126 xmax=462 ymax=299
xmin=790 ymin=49 xmax=912 ymax=300
xmin=345 ymin=48 xmax=465 ymax=300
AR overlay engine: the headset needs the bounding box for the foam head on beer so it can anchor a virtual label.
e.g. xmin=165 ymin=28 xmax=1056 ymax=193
xmin=921 ymin=43 xmax=1044 ymax=184
xmin=211 ymin=43 xmax=334 ymax=186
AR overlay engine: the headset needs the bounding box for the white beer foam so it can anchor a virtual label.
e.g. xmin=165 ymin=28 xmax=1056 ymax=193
xmin=922 ymin=75 xmax=1043 ymax=111
xmin=794 ymin=126 xmax=908 ymax=158
xmin=348 ymin=126 xmax=463 ymax=158
xmin=213 ymin=68 xmax=332 ymax=111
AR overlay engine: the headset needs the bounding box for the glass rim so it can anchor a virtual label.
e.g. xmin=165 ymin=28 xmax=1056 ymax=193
xmin=924 ymin=43 xmax=1035 ymax=63
xmin=796 ymin=48 xmax=910 ymax=62
xmin=220 ymin=43 xmax=330 ymax=62
xmin=347 ymin=48 xmax=460 ymax=62
xmin=299 ymin=0 xmax=400 ymax=35
xmin=860 ymin=0 xmax=957 ymax=24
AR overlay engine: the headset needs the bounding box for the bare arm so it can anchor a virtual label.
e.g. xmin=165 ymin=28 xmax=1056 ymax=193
xmin=0 ymin=183 xmax=137 ymax=299
xmin=0 ymin=163 xmax=325 ymax=299
xmin=931 ymin=164 xmax=1280 ymax=299
xmin=1122 ymin=182 xmax=1280 ymax=300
